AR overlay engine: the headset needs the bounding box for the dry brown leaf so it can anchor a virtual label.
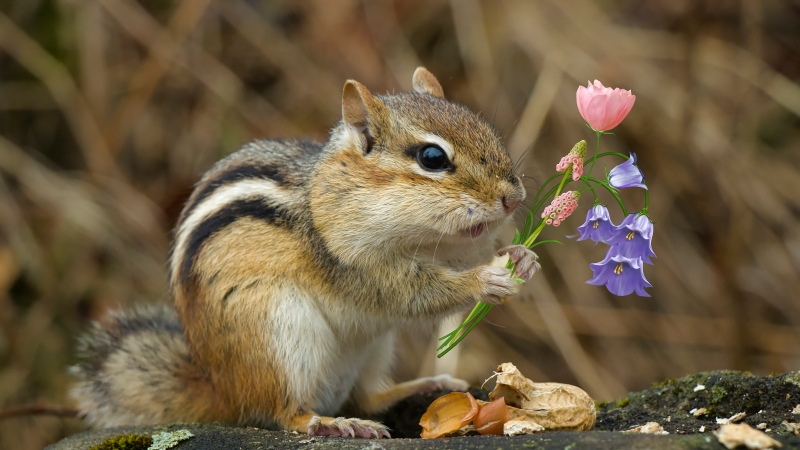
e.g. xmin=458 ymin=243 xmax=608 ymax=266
xmin=419 ymin=392 xmax=479 ymax=439
xmin=713 ymin=423 xmax=782 ymax=449
xmin=487 ymin=362 xmax=596 ymax=431
xmin=474 ymin=397 xmax=509 ymax=435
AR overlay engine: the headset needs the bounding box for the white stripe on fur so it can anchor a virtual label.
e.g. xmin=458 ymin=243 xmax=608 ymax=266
xmin=170 ymin=178 xmax=292 ymax=286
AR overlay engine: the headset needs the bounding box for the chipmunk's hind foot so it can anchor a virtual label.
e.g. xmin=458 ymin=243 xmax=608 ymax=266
xmin=292 ymin=414 xmax=391 ymax=438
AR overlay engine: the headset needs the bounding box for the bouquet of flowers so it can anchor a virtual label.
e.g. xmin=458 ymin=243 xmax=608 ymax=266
xmin=438 ymin=81 xmax=654 ymax=358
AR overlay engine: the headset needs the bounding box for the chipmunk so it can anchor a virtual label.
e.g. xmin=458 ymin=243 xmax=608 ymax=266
xmin=69 ymin=67 xmax=539 ymax=438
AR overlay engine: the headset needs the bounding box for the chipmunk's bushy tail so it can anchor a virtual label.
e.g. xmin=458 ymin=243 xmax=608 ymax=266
xmin=69 ymin=304 xmax=221 ymax=428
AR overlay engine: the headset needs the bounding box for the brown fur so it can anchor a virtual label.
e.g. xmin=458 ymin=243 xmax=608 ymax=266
xmin=71 ymin=67 xmax=533 ymax=436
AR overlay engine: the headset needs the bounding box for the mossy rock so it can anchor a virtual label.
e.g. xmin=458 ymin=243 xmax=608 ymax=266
xmin=49 ymin=371 xmax=800 ymax=449
xmin=596 ymin=370 xmax=800 ymax=434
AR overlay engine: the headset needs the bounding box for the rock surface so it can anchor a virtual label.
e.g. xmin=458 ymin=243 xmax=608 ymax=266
xmin=48 ymin=371 xmax=800 ymax=449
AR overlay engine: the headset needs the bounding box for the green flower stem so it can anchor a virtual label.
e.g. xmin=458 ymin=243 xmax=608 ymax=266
xmin=437 ymin=305 xmax=480 ymax=347
xmin=437 ymin=167 xmax=574 ymax=358
xmin=529 ymin=173 xmax=565 ymax=218
xmin=532 ymin=185 xmax=562 ymax=222
xmin=644 ymin=188 xmax=649 ymax=210
xmin=584 ymin=151 xmax=630 ymax=165
xmin=581 ymin=176 xmax=628 ymax=216
xmin=587 ymin=131 xmax=601 ymax=179
xmin=581 ymin=180 xmax=599 ymax=202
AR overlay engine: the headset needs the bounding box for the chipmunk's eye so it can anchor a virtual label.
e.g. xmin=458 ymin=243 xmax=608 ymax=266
xmin=417 ymin=145 xmax=450 ymax=171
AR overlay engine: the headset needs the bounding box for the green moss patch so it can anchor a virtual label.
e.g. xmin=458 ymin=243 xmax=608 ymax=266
xmin=89 ymin=434 xmax=152 ymax=450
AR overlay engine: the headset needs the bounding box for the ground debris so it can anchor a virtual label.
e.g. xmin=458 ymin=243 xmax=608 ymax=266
xmin=783 ymin=421 xmax=800 ymax=436
xmin=716 ymin=412 xmax=747 ymax=425
xmin=690 ymin=407 xmax=708 ymax=417
xmin=713 ymin=423 xmax=782 ymax=449
xmin=623 ymin=422 xmax=668 ymax=435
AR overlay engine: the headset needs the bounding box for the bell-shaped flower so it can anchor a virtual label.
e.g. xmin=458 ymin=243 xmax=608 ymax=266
xmin=608 ymin=153 xmax=647 ymax=190
xmin=606 ymin=213 xmax=656 ymax=264
xmin=576 ymin=204 xmax=616 ymax=243
xmin=586 ymin=253 xmax=651 ymax=297
xmin=576 ymin=80 xmax=636 ymax=132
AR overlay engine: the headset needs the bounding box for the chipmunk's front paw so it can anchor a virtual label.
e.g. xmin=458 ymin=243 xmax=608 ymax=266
xmin=308 ymin=416 xmax=391 ymax=439
xmin=413 ymin=374 xmax=470 ymax=394
xmin=474 ymin=266 xmax=518 ymax=305
xmin=497 ymin=245 xmax=540 ymax=281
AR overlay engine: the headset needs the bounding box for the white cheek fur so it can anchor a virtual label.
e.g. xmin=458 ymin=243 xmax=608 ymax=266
xmin=410 ymin=162 xmax=448 ymax=180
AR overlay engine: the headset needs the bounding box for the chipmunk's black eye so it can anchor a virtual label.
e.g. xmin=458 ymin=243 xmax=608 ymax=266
xmin=417 ymin=145 xmax=450 ymax=171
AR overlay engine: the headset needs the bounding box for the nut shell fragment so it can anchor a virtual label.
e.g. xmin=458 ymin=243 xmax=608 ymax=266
xmin=488 ymin=362 xmax=596 ymax=431
xmin=419 ymin=392 xmax=479 ymax=439
xmin=504 ymin=419 xmax=545 ymax=436
xmin=474 ymin=397 xmax=509 ymax=435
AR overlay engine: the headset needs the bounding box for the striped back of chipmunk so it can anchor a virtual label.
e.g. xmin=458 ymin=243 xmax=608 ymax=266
xmin=168 ymin=139 xmax=322 ymax=298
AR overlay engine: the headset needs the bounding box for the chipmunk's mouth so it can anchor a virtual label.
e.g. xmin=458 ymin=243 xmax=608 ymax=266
xmin=461 ymin=222 xmax=486 ymax=238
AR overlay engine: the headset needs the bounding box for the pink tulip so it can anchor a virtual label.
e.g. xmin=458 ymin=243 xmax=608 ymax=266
xmin=576 ymin=80 xmax=636 ymax=132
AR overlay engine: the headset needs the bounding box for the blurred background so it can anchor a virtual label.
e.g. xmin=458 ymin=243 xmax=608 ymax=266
xmin=1 ymin=0 xmax=799 ymax=447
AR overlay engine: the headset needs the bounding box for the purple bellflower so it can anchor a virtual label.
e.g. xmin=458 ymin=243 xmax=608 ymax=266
xmin=576 ymin=204 xmax=616 ymax=243
xmin=607 ymin=213 xmax=656 ymax=264
xmin=608 ymin=153 xmax=647 ymax=190
xmin=587 ymin=253 xmax=651 ymax=297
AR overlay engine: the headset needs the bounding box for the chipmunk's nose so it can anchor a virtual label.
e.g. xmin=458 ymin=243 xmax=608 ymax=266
xmin=502 ymin=195 xmax=520 ymax=214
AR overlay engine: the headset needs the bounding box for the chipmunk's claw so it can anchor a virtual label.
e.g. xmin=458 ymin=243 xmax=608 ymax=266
xmin=475 ymin=266 xmax=517 ymax=305
xmin=497 ymin=245 xmax=540 ymax=281
xmin=307 ymin=416 xmax=391 ymax=438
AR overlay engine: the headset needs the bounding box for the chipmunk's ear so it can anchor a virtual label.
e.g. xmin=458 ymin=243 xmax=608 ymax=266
xmin=342 ymin=80 xmax=383 ymax=154
xmin=412 ymin=67 xmax=444 ymax=98
xmin=343 ymin=80 xmax=377 ymax=129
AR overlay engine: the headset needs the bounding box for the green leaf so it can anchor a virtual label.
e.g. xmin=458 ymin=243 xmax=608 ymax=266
xmin=529 ymin=239 xmax=563 ymax=248
xmin=512 ymin=277 xmax=525 ymax=284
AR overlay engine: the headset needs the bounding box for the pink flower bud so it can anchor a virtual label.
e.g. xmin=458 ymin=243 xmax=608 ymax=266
xmin=541 ymin=191 xmax=580 ymax=227
xmin=555 ymin=141 xmax=587 ymax=181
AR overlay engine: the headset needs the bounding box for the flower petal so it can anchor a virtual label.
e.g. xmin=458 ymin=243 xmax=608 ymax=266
xmin=586 ymin=253 xmax=651 ymax=297
xmin=608 ymin=155 xmax=647 ymax=189
xmin=584 ymin=94 xmax=610 ymax=131
xmin=600 ymin=90 xmax=625 ymax=130
xmin=576 ymin=85 xmax=593 ymax=123
xmin=607 ymin=215 xmax=656 ymax=264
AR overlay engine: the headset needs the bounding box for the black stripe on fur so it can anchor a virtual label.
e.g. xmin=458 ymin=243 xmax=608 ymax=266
xmin=179 ymin=198 xmax=291 ymax=285
xmin=182 ymin=164 xmax=288 ymax=221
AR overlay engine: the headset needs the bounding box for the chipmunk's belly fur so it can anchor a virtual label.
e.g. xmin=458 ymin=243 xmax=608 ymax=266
xmin=270 ymin=286 xmax=395 ymax=416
